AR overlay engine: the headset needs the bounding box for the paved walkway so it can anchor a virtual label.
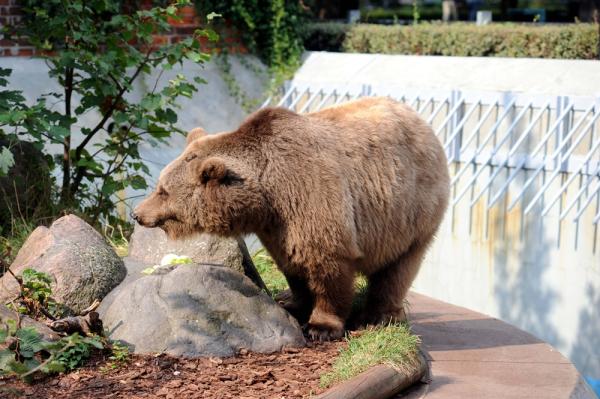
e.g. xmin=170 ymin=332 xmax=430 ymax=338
xmin=401 ymin=292 xmax=596 ymax=399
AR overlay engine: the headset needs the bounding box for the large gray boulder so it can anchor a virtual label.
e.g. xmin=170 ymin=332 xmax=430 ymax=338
xmin=128 ymin=224 xmax=267 ymax=291
xmin=0 ymin=215 xmax=126 ymax=315
xmin=98 ymin=263 xmax=305 ymax=357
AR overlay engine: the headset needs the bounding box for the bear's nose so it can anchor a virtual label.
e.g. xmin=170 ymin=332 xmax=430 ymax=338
xmin=130 ymin=212 xmax=140 ymax=223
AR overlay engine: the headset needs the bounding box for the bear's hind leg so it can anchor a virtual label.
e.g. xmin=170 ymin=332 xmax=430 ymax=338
xmin=359 ymin=238 xmax=431 ymax=326
xmin=306 ymin=260 xmax=355 ymax=341
xmin=275 ymin=275 xmax=313 ymax=325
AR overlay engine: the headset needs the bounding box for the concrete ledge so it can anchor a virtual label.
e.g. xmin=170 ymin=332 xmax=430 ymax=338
xmin=295 ymin=52 xmax=600 ymax=97
xmin=402 ymin=292 xmax=596 ymax=399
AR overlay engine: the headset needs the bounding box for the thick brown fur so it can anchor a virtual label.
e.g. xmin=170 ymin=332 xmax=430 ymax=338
xmin=133 ymin=97 xmax=450 ymax=341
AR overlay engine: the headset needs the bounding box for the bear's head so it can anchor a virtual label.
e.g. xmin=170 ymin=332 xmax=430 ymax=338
xmin=132 ymin=127 xmax=268 ymax=239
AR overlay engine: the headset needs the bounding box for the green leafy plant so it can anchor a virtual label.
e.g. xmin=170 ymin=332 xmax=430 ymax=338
xmin=0 ymin=319 xmax=103 ymax=381
xmin=19 ymin=269 xmax=56 ymax=317
xmin=4 ymin=268 xmax=61 ymax=319
xmin=1 ymin=0 xmax=216 ymax=220
xmin=0 ymin=67 xmax=54 ymax=178
xmin=100 ymin=340 xmax=130 ymax=372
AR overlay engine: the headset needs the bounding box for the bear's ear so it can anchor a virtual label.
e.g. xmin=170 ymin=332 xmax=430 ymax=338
xmin=186 ymin=127 xmax=207 ymax=146
xmin=197 ymin=157 xmax=228 ymax=185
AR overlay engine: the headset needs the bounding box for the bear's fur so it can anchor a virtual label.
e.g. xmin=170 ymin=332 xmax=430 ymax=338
xmin=133 ymin=97 xmax=450 ymax=340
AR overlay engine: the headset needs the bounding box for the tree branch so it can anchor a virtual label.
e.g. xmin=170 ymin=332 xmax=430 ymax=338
xmin=72 ymin=49 xmax=154 ymax=163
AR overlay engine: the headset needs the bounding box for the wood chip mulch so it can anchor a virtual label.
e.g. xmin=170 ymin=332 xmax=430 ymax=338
xmin=0 ymin=341 xmax=345 ymax=399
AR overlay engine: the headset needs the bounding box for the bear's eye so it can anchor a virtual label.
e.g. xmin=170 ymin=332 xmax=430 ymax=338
xmin=157 ymin=187 xmax=168 ymax=197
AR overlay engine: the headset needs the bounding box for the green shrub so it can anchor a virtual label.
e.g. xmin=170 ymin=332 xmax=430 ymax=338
xmin=342 ymin=22 xmax=599 ymax=59
xmin=322 ymin=22 xmax=600 ymax=59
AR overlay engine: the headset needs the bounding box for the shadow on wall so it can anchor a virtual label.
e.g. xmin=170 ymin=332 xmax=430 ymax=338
xmin=571 ymin=284 xmax=600 ymax=396
xmin=493 ymin=203 xmax=564 ymax=351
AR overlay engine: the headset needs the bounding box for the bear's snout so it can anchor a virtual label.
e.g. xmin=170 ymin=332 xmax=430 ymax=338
xmin=131 ymin=201 xmax=162 ymax=228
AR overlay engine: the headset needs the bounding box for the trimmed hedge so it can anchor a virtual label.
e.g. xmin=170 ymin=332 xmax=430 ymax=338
xmin=305 ymin=22 xmax=599 ymax=60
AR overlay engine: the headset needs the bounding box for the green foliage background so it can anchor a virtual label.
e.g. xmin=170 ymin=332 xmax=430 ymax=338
xmin=0 ymin=0 xmax=215 ymax=222
xmin=195 ymin=0 xmax=306 ymax=71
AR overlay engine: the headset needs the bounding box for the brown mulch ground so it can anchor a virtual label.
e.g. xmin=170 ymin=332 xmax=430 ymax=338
xmin=0 ymin=341 xmax=345 ymax=399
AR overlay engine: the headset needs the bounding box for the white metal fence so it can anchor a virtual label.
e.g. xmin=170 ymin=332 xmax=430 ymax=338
xmin=262 ymin=83 xmax=600 ymax=248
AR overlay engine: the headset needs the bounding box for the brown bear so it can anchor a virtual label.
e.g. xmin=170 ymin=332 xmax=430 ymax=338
xmin=133 ymin=97 xmax=450 ymax=341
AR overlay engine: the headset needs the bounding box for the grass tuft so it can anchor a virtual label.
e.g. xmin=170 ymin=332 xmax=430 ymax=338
xmin=252 ymin=248 xmax=288 ymax=297
xmin=0 ymin=218 xmax=36 ymax=274
xmin=320 ymin=323 xmax=421 ymax=389
xmin=102 ymin=222 xmax=130 ymax=258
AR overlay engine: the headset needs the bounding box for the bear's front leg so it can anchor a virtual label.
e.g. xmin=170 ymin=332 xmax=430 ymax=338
xmin=306 ymin=261 xmax=355 ymax=341
xmin=275 ymin=275 xmax=314 ymax=325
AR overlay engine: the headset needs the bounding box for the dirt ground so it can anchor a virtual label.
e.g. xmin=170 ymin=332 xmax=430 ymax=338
xmin=0 ymin=341 xmax=345 ymax=399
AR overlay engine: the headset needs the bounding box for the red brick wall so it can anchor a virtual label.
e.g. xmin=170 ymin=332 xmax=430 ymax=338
xmin=0 ymin=2 xmax=247 ymax=57
xmin=0 ymin=0 xmax=37 ymax=56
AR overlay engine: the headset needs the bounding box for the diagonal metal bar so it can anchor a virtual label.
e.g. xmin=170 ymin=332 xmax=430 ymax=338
xmin=471 ymin=101 xmax=551 ymax=208
xmin=523 ymin=108 xmax=600 ymax=214
xmin=508 ymin=103 xmax=594 ymax=211
xmin=408 ymin=96 xmax=420 ymax=110
xmin=447 ymin=100 xmax=501 ymax=166
xmin=569 ymin=170 xmax=600 ymax=222
xmin=276 ymin=86 xmax=297 ymax=107
xmin=443 ymin=101 xmax=481 ymax=152
xmin=299 ymin=87 xmax=324 ymax=113
xmin=450 ymin=97 xmax=517 ymax=187
xmin=260 ymin=95 xmax=273 ymax=109
xmin=287 ymin=87 xmax=311 ymax=110
xmin=334 ymin=90 xmax=352 ymax=105
xmin=416 ymin=97 xmax=435 ymax=115
xmin=489 ymin=102 xmax=575 ymax=208
xmin=453 ymin=100 xmax=532 ymax=207
xmin=544 ymin=143 xmax=600 ymax=217
xmin=594 ymin=204 xmax=600 ymax=224
xmin=426 ymin=96 xmax=451 ymax=125
xmin=313 ymin=89 xmax=336 ymax=112
xmin=434 ymin=96 xmax=466 ymax=137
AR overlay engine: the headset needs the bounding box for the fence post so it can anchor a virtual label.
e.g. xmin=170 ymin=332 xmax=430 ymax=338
xmin=450 ymin=89 xmax=464 ymax=163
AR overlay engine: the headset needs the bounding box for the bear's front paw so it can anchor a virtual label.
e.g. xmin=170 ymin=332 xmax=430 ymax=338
xmin=305 ymin=312 xmax=345 ymax=342
xmin=305 ymin=323 xmax=344 ymax=342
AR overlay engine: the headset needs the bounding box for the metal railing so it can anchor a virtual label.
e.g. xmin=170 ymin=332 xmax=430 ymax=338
xmin=262 ymin=82 xmax=600 ymax=242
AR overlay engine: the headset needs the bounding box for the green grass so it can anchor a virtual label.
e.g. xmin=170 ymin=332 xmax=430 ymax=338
xmin=102 ymin=222 xmax=130 ymax=258
xmin=252 ymin=248 xmax=289 ymax=297
xmin=0 ymin=218 xmax=36 ymax=273
xmin=320 ymin=323 xmax=421 ymax=389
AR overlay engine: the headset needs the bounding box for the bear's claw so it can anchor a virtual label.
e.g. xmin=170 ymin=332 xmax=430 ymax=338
xmin=303 ymin=323 xmax=345 ymax=342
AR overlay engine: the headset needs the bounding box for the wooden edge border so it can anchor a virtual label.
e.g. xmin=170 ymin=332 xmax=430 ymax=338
xmin=315 ymin=352 xmax=429 ymax=399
